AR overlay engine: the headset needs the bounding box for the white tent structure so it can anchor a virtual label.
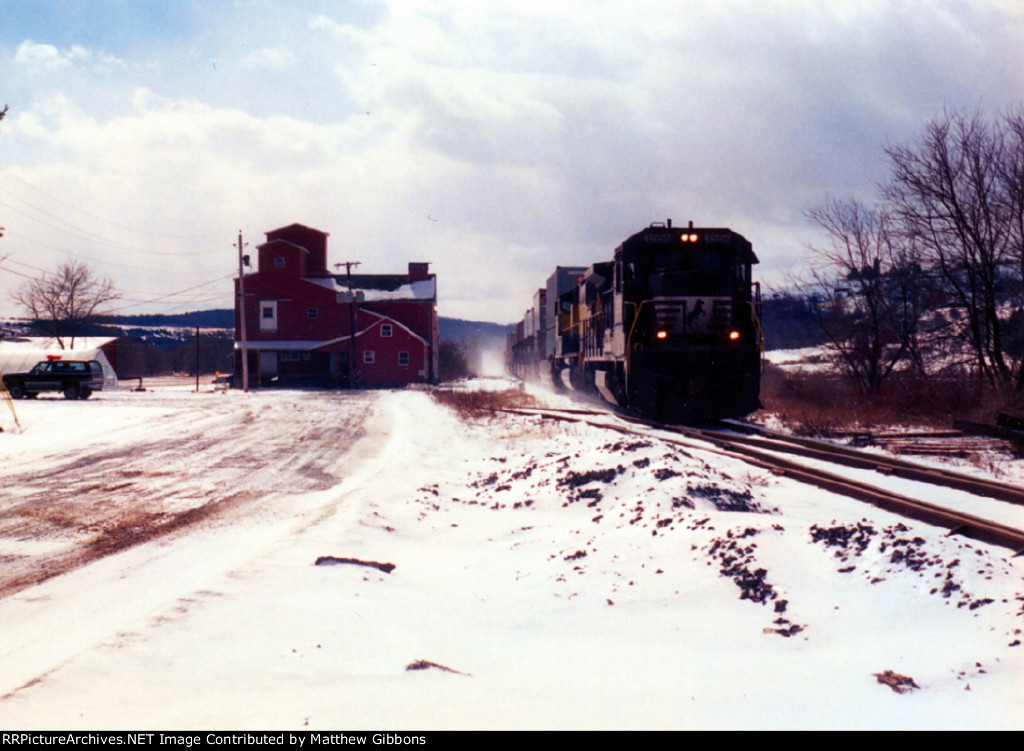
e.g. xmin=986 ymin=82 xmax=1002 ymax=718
xmin=0 ymin=337 xmax=119 ymax=391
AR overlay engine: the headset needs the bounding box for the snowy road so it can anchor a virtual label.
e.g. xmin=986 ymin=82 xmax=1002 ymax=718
xmin=0 ymin=387 xmax=376 ymax=598
xmin=0 ymin=382 xmax=1022 ymax=729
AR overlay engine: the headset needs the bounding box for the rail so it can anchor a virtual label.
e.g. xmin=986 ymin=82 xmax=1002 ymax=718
xmin=498 ymin=406 xmax=1024 ymax=554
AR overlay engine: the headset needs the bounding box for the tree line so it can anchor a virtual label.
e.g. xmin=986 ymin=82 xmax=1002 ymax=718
xmin=800 ymin=105 xmax=1024 ymax=395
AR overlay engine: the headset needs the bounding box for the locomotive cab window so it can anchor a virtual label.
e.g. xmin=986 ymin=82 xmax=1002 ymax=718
xmin=737 ymin=260 xmax=751 ymax=284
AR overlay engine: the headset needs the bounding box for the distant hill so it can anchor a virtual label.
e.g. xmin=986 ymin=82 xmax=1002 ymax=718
xmin=95 ymin=309 xmax=512 ymax=348
xmin=93 ymin=309 xmax=511 ymax=341
xmin=759 ymin=295 xmax=827 ymax=351
xmin=94 ymin=310 xmax=235 ymax=329
xmin=6 ymin=301 xmax=826 ymax=378
xmin=15 ymin=300 xmax=824 ymax=355
xmin=4 ymin=310 xmax=511 ymax=378
xmin=439 ymin=318 xmax=512 ymax=351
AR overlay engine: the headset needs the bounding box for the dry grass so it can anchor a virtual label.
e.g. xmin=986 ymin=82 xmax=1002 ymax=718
xmin=758 ymin=363 xmax=1020 ymax=435
xmin=430 ymin=386 xmax=540 ymax=420
xmin=26 ymin=506 xmax=84 ymax=527
xmin=758 ymin=365 xmax=860 ymax=436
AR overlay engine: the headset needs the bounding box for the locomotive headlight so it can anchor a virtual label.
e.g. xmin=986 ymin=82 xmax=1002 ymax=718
xmin=728 ymin=330 xmax=741 ymax=341
xmin=656 ymin=330 xmax=669 ymax=340
xmin=680 ymin=233 xmax=699 ymax=242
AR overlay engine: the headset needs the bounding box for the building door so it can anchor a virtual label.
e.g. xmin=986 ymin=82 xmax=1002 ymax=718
xmin=330 ymin=351 xmax=350 ymax=388
xmin=259 ymin=350 xmax=278 ymax=378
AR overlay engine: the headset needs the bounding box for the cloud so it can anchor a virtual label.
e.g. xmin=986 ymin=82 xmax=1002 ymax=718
xmin=3 ymin=1 xmax=1024 ymax=323
xmin=14 ymin=40 xmax=124 ymax=74
xmin=13 ymin=40 xmax=70 ymax=71
xmin=240 ymin=48 xmax=296 ymax=70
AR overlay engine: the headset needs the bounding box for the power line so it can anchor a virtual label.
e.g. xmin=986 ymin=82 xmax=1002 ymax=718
xmin=0 ymin=257 xmax=176 ymax=295
xmin=3 ymin=173 xmax=224 ymax=241
xmin=97 ymin=275 xmax=236 ymax=314
xmin=0 ymin=256 xmax=234 ymax=313
xmin=1 ymin=229 xmax=231 ymax=275
xmin=0 ymin=199 xmax=226 ymax=260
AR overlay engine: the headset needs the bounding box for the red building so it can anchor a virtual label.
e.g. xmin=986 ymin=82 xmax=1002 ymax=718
xmin=234 ymin=223 xmax=439 ymax=388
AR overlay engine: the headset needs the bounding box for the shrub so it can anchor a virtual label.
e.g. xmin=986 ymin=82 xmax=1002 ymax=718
xmin=759 ymin=362 xmax=1005 ymax=433
xmin=431 ymin=387 xmax=538 ymax=420
xmin=438 ymin=340 xmax=471 ymax=382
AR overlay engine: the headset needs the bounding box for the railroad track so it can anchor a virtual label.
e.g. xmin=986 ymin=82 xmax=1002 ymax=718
xmin=499 ymin=406 xmax=1024 ymax=554
xmin=712 ymin=419 xmax=1024 ymax=508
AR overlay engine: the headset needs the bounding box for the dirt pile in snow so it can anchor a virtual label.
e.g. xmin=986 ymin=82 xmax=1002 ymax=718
xmin=452 ymin=436 xmax=776 ymax=520
xmin=410 ymin=419 xmax=811 ymax=636
xmin=810 ymin=519 xmax=1024 ymax=648
xmin=413 ymin=405 xmax=1024 ymax=658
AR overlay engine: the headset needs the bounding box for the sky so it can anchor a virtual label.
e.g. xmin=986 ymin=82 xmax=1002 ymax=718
xmin=1 ymin=0 xmax=1024 ymax=324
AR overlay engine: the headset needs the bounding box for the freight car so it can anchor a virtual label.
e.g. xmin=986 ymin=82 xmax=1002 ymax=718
xmin=506 ymin=220 xmax=763 ymax=420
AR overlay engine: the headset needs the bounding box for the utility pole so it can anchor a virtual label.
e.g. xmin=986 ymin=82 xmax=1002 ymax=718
xmin=194 ymin=325 xmax=200 ymax=393
xmin=336 ymin=261 xmax=361 ymax=388
xmin=237 ymin=231 xmax=250 ymax=393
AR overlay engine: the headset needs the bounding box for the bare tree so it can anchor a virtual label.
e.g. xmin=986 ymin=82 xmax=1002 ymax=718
xmin=883 ymin=106 xmax=1023 ymax=387
xmin=805 ymin=197 xmax=930 ymax=393
xmin=999 ymin=108 xmax=1024 ymax=387
xmin=13 ymin=260 xmax=119 ymax=349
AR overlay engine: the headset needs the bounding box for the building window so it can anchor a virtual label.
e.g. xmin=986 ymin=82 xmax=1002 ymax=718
xmin=281 ymin=351 xmax=300 ymax=362
xmin=398 ymin=351 xmax=410 ymax=367
xmin=363 ymin=350 xmax=375 ymax=364
xmin=260 ymin=300 xmax=278 ymax=330
xmin=381 ymin=323 xmax=393 ymax=337
xmin=307 ymin=307 xmax=318 ymax=319
xmin=274 ymin=257 xmax=285 ymax=268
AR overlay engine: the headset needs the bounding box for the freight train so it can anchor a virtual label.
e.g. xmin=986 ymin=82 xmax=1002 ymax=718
xmin=506 ymin=220 xmax=763 ymax=421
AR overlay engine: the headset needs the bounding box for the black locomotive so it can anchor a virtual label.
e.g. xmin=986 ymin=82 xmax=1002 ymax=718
xmin=506 ymin=220 xmax=763 ymax=421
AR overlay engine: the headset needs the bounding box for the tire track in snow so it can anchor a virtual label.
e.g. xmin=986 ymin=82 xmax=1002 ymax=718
xmin=0 ymin=391 xmax=376 ymax=599
xmin=0 ymin=389 xmax=382 ymax=700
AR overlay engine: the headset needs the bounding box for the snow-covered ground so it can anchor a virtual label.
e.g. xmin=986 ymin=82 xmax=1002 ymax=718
xmin=0 ymin=380 xmax=1022 ymax=730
